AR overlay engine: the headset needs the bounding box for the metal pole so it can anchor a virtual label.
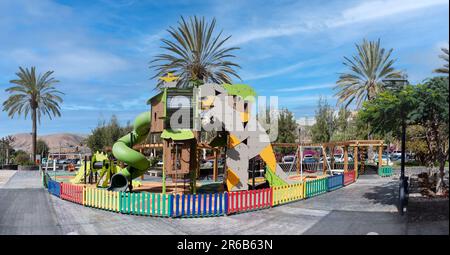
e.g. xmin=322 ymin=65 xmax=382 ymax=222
xmin=84 ymin=155 xmax=87 ymax=184
xmin=300 ymin=146 xmax=303 ymax=181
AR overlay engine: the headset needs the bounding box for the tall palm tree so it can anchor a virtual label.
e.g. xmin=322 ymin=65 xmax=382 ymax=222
xmin=2 ymin=67 xmax=63 ymax=162
xmin=434 ymin=47 xmax=449 ymax=74
xmin=334 ymin=39 xmax=402 ymax=108
xmin=150 ymin=16 xmax=241 ymax=88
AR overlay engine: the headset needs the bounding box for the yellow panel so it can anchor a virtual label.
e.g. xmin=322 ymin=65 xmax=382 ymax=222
xmin=228 ymin=134 xmax=241 ymax=148
xmin=240 ymin=111 xmax=250 ymax=123
xmin=260 ymin=144 xmax=277 ymax=173
xmin=201 ymin=96 xmax=215 ymax=109
xmin=226 ymin=168 xmax=240 ymax=191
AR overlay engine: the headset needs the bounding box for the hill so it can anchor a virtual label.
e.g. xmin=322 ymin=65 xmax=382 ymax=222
xmin=10 ymin=133 xmax=89 ymax=154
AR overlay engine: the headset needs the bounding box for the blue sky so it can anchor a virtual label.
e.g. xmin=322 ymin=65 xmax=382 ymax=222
xmin=0 ymin=0 xmax=448 ymax=137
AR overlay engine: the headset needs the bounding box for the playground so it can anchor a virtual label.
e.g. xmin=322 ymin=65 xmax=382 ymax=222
xmin=39 ymin=76 xmax=396 ymax=219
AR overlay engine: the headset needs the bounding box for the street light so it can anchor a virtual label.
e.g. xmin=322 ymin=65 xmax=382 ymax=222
xmin=383 ymin=77 xmax=410 ymax=215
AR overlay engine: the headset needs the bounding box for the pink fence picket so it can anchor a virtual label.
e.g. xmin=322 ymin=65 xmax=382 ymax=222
xmin=60 ymin=182 xmax=84 ymax=205
xmin=343 ymin=171 xmax=356 ymax=186
xmin=227 ymin=188 xmax=272 ymax=214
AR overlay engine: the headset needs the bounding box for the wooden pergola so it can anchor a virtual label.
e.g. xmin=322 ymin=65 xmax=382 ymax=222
xmin=272 ymin=140 xmax=386 ymax=178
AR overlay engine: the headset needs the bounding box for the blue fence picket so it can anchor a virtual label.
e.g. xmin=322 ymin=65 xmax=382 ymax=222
xmin=172 ymin=192 xmax=227 ymax=218
xmin=47 ymin=179 xmax=61 ymax=197
xmin=327 ymin=174 xmax=344 ymax=191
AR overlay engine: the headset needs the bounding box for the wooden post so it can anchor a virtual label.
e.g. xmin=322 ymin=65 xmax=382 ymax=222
xmin=344 ymin=146 xmax=348 ymax=172
xmin=330 ymin=145 xmax=335 ymax=171
xmin=162 ymin=140 xmax=166 ymax=194
xmin=354 ymin=146 xmax=358 ymax=179
xmin=322 ymin=146 xmax=327 ymax=174
xmin=213 ymin=149 xmax=218 ymax=182
xmin=140 ymin=148 xmax=144 ymax=180
xmin=296 ymin=144 xmax=300 ymax=175
xmin=378 ymin=144 xmax=383 ymax=169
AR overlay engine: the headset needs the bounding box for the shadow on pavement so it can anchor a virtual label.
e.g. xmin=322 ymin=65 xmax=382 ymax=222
xmin=362 ymin=180 xmax=401 ymax=213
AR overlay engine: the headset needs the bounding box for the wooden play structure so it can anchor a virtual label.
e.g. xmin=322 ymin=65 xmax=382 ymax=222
xmin=272 ymin=140 xmax=386 ymax=179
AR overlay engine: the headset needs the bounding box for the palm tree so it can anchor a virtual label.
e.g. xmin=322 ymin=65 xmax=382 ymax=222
xmin=434 ymin=47 xmax=449 ymax=74
xmin=334 ymin=39 xmax=402 ymax=108
xmin=2 ymin=67 xmax=63 ymax=163
xmin=150 ymin=16 xmax=241 ymax=88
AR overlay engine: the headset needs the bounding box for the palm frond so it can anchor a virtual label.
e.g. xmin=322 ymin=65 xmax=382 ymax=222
xmin=150 ymin=16 xmax=241 ymax=88
xmin=334 ymin=39 xmax=401 ymax=109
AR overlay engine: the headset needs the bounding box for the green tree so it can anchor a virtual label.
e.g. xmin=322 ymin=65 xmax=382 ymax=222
xmin=86 ymin=115 xmax=133 ymax=153
xmin=2 ymin=67 xmax=63 ymax=163
xmin=311 ymin=98 xmax=335 ymax=143
xmin=332 ymin=107 xmax=355 ymax=141
xmin=275 ymin=108 xmax=298 ymax=154
xmin=150 ymin=16 xmax=240 ymax=88
xmin=360 ymin=77 xmax=449 ymax=194
xmin=334 ymin=39 xmax=402 ymax=108
xmin=13 ymin=150 xmax=32 ymax=165
xmin=434 ymin=47 xmax=449 ymax=74
xmin=410 ymin=77 xmax=449 ymax=194
xmin=359 ymin=85 xmax=416 ymax=138
xmin=36 ymin=139 xmax=50 ymax=159
xmin=406 ymin=125 xmax=430 ymax=165
xmin=0 ymin=136 xmax=15 ymax=165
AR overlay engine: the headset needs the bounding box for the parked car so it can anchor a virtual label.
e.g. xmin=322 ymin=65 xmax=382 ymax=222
xmin=282 ymin=155 xmax=295 ymax=164
xmin=374 ymin=155 xmax=393 ymax=166
xmin=156 ymin=160 xmax=163 ymax=167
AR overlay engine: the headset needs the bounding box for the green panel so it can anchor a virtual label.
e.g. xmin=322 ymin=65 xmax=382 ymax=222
xmin=222 ymin=84 xmax=257 ymax=102
xmin=264 ymin=165 xmax=289 ymax=187
xmin=160 ymin=129 xmax=194 ymax=140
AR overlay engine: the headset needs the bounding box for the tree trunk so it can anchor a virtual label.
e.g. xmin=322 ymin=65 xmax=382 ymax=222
xmin=32 ymin=107 xmax=37 ymax=164
xmin=436 ymin=159 xmax=446 ymax=195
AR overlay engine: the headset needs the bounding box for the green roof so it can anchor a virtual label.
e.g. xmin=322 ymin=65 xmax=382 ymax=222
xmin=223 ymin=84 xmax=257 ymax=102
xmin=160 ymin=129 xmax=195 ymax=141
xmin=147 ymin=91 xmax=164 ymax=105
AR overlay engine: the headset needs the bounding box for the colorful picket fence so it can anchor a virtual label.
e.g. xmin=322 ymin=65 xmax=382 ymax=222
xmin=227 ymin=188 xmax=272 ymax=214
xmin=42 ymin=171 xmax=362 ymax=218
xmin=120 ymin=192 xmax=171 ymax=217
xmin=304 ymin=177 xmax=328 ymax=198
xmin=84 ymin=187 xmax=120 ymax=212
xmin=47 ymin=179 xmax=61 ymax=197
xmin=343 ymin=171 xmax=356 ymax=186
xmin=60 ymin=183 xmax=84 ymax=205
xmin=378 ymin=166 xmax=393 ymax=177
xmin=272 ymin=183 xmax=304 ymax=205
xmin=327 ymin=174 xmax=344 ymax=191
xmin=172 ymin=193 xmax=227 ymax=217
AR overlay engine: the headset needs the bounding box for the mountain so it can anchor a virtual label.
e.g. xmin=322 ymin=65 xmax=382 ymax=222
xmin=10 ymin=133 xmax=89 ymax=154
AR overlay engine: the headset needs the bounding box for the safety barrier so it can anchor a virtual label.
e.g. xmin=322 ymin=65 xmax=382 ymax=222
xmin=120 ymin=192 xmax=171 ymax=217
xmin=272 ymin=183 xmax=304 ymax=205
xmin=327 ymin=174 xmax=344 ymax=191
xmin=84 ymin=187 xmax=120 ymax=212
xmin=343 ymin=171 xmax=356 ymax=186
xmin=60 ymin=183 xmax=84 ymax=205
xmin=47 ymin=179 xmax=61 ymax=197
xmin=42 ymin=173 xmax=360 ymax=218
xmin=304 ymin=177 xmax=328 ymax=198
xmin=227 ymin=188 xmax=272 ymax=214
xmin=172 ymin=193 xmax=227 ymax=217
xmin=378 ymin=166 xmax=393 ymax=177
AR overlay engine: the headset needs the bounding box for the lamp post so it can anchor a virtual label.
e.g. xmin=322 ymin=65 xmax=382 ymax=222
xmin=383 ymin=77 xmax=410 ymax=215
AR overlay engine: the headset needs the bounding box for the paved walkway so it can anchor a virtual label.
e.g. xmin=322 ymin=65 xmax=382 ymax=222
xmin=0 ymin=171 xmax=448 ymax=235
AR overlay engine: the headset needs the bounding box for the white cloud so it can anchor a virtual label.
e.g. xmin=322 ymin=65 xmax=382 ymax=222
xmin=231 ymin=0 xmax=449 ymax=46
xmin=331 ymin=0 xmax=448 ymax=28
xmin=276 ymin=84 xmax=335 ymax=92
xmin=6 ymin=48 xmax=129 ymax=79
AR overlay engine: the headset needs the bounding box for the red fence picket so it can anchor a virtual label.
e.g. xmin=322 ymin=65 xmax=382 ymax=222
xmin=343 ymin=171 xmax=356 ymax=186
xmin=227 ymin=188 xmax=272 ymax=214
xmin=60 ymin=182 xmax=84 ymax=205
